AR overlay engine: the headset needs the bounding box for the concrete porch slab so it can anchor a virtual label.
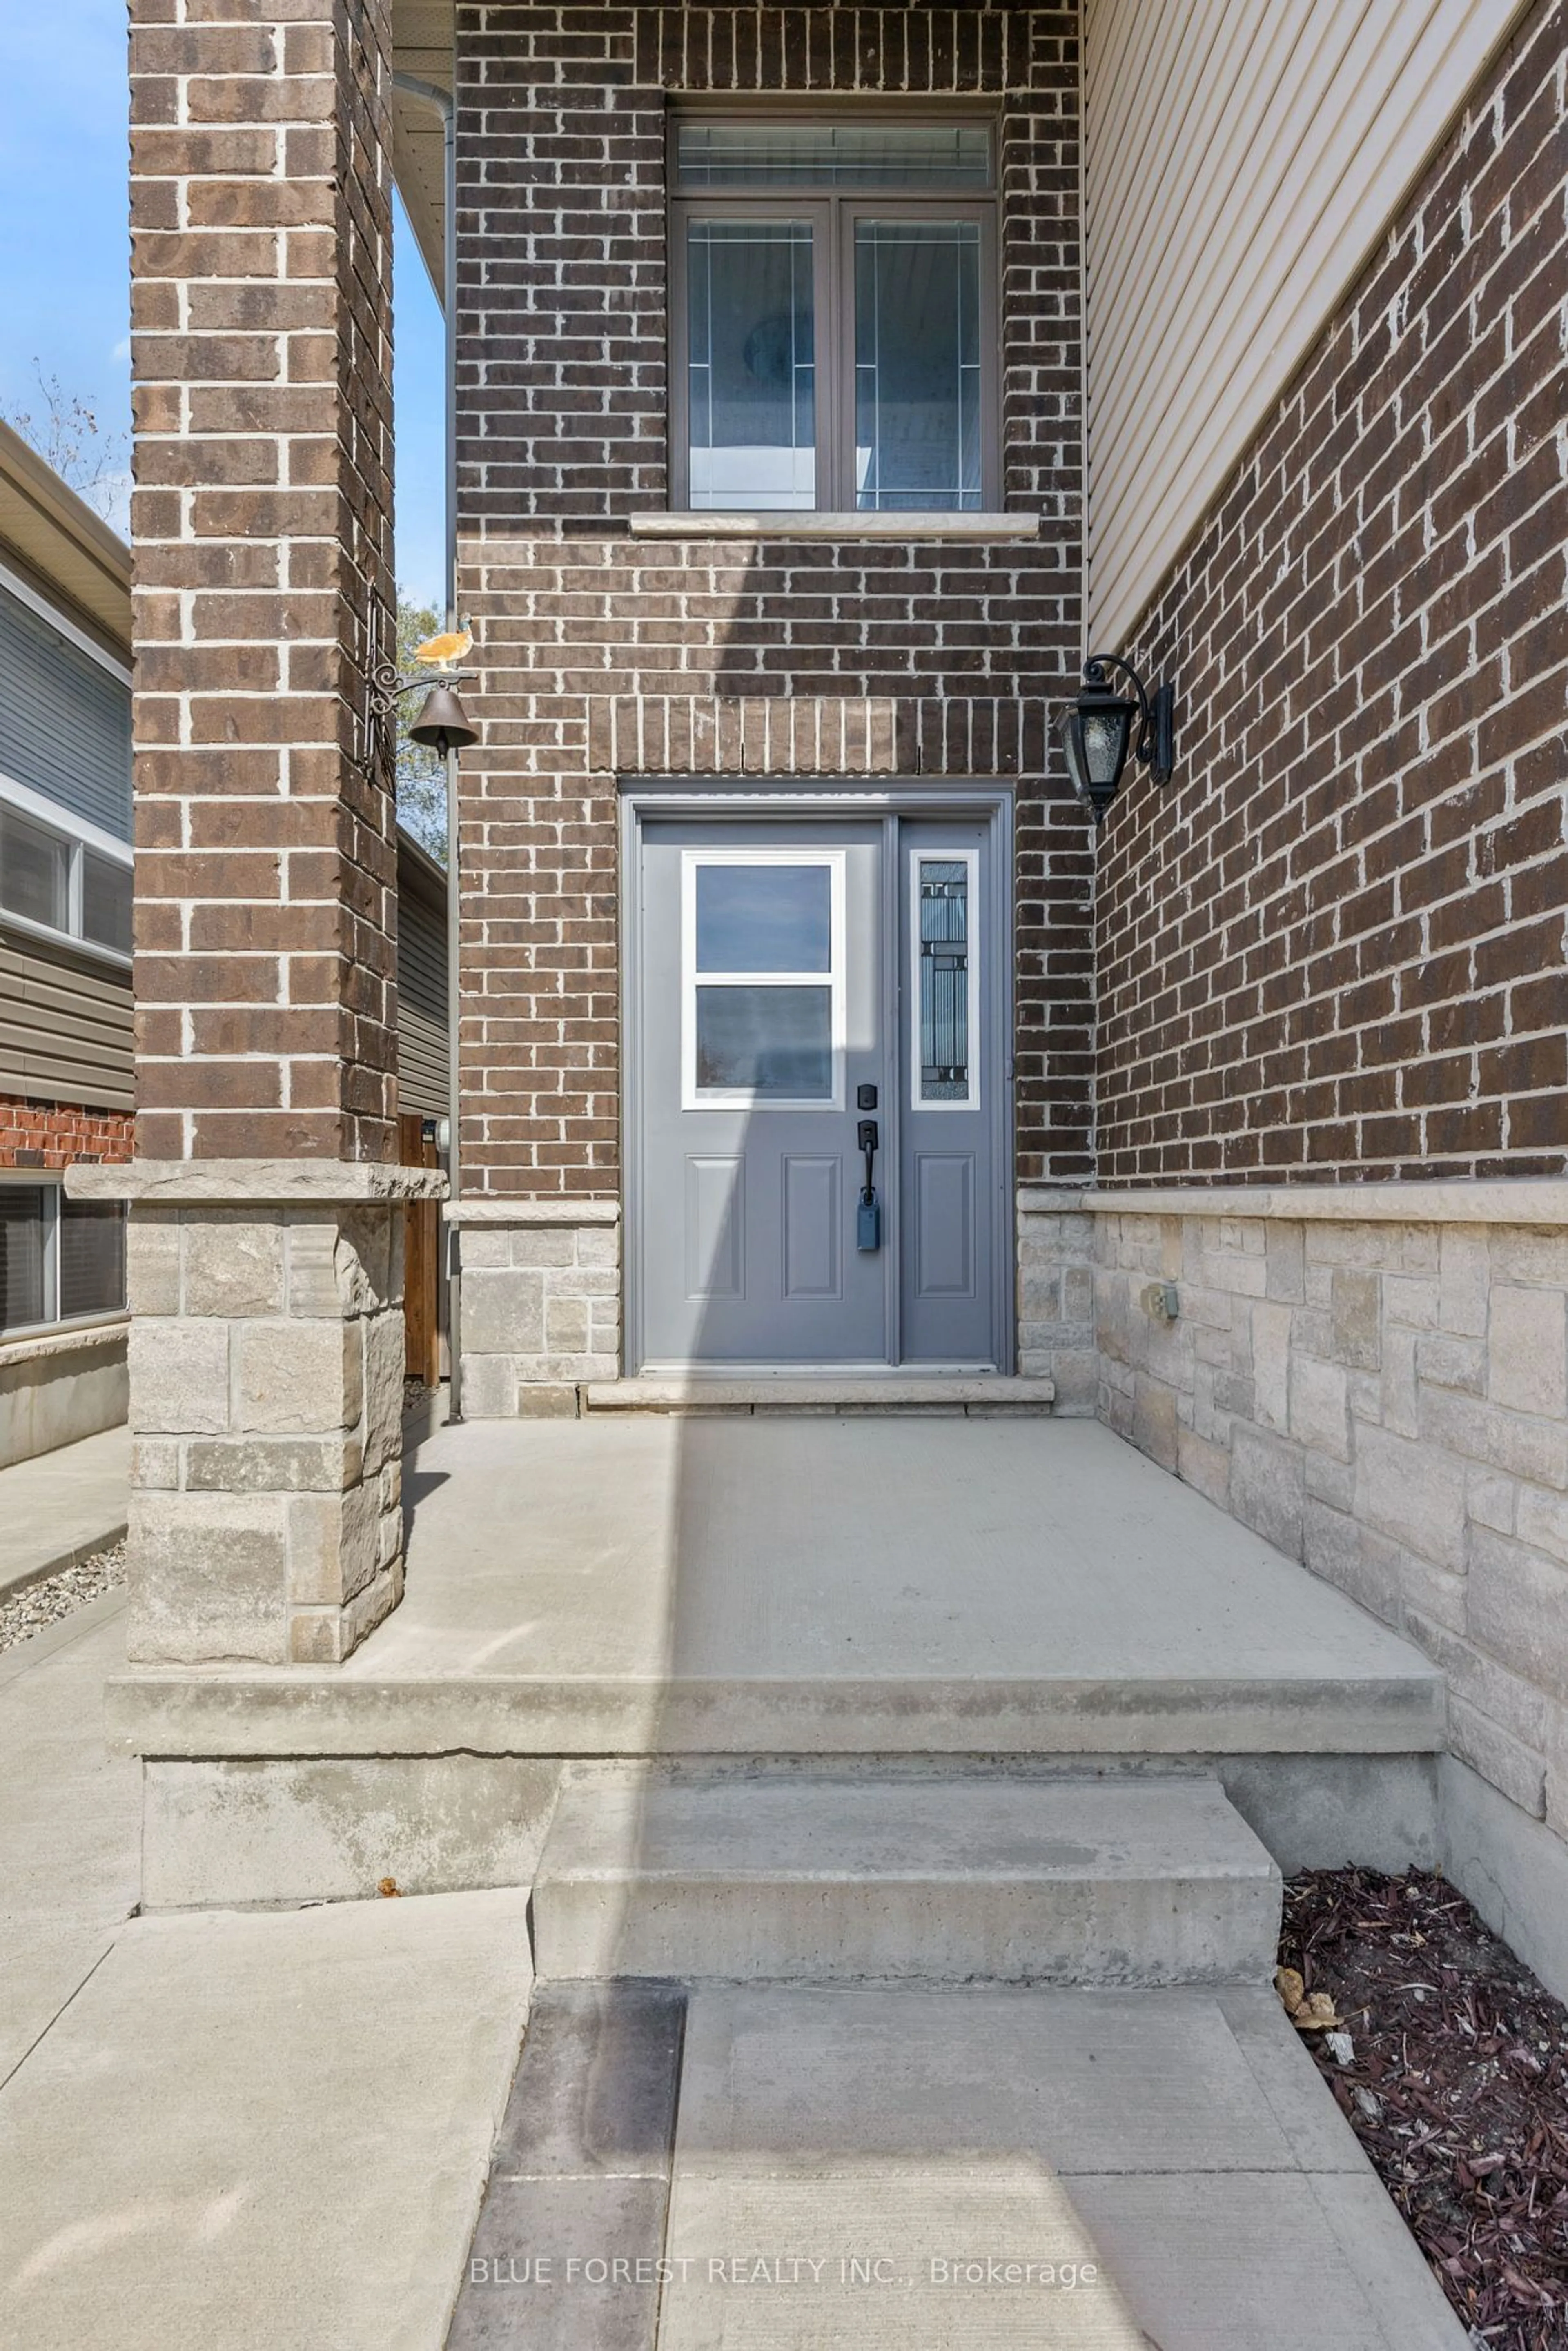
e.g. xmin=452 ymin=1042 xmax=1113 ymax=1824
xmin=106 ymin=1417 xmax=1444 ymax=1762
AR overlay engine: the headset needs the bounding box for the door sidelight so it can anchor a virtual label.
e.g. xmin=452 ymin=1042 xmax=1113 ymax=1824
xmin=857 ymin=1118 xmax=881 ymax=1252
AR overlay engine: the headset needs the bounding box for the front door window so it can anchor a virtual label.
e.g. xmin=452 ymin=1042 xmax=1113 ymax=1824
xmin=684 ymin=853 xmax=844 ymax=1106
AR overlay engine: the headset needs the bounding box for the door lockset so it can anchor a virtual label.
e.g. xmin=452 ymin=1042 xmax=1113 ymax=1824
xmin=856 ymin=1118 xmax=881 ymax=1253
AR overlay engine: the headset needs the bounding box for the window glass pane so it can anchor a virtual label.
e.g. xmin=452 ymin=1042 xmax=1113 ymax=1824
xmin=0 ymin=805 xmax=70 ymax=932
xmin=678 ymin=123 xmax=991 ymax=189
xmin=688 ymin=221 xmax=815 ymax=510
xmin=0 ymin=1188 xmax=49 ymax=1332
xmin=918 ymin=859 xmax=971 ymax=1102
xmin=695 ymin=985 xmax=832 ymax=1097
xmin=82 ymin=852 xmax=132 ymax=955
xmin=60 ymin=1200 xmax=126 ymax=1320
xmin=696 ymin=864 xmax=831 ymax=972
xmin=855 ymin=220 xmax=982 ymax=511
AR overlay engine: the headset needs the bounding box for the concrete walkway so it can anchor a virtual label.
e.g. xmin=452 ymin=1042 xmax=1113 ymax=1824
xmin=0 ymin=1423 xmax=130 ymax=1600
xmin=0 ymin=1593 xmax=139 ymax=2083
xmin=0 ymin=1592 xmax=533 ymax=2350
xmin=657 ymin=1985 xmax=1468 ymax=2349
xmin=3 ymin=1890 xmax=533 ymax=2351
xmin=448 ymin=1978 xmax=1469 ymax=2349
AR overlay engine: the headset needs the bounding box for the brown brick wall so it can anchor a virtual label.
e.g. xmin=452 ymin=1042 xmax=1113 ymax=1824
xmin=1095 ymin=0 xmax=1568 ymax=1185
xmin=454 ymin=2 xmax=1090 ymax=1195
xmin=128 ymin=0 xmax=399 ymax=1162
xmin=0 ymin=1095 xmax=134 ymax=1172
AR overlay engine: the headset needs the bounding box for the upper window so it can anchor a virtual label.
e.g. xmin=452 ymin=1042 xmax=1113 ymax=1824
xmin=671 ymin=116 xmax=997 ymax=514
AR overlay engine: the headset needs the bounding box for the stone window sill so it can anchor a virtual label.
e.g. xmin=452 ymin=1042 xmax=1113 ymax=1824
xmin=0 ymin=1314 xmax=129 ymax=1372
xmin=628 ymin=512 xmax=1040 ymax=543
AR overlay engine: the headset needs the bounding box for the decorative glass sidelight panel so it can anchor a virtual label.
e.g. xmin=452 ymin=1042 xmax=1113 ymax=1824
xmin=695 ymin=862 xmax=831 ymax=972
xmin=687 ymin=220 xmax=816 ymax=510
xmin=854 ymin=220 xmax=982 ymax=510
xmin=677 ymin=122 xmax=991 ymax=190
xmin=918 ymin=859 xmax=971 ymax=1102
xmin=695 ymin=985 xmax=833 ymax=1098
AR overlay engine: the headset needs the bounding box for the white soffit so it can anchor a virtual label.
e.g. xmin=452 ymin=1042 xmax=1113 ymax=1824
xmin=1083 ymin=0 xmax=1532 ymax=648
xmin=393 ymin=0 xmax=455 ymax=300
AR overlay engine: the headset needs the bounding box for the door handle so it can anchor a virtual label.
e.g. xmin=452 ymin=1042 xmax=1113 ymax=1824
xmin=857 ymin=1120 xmax=881 ymax=1252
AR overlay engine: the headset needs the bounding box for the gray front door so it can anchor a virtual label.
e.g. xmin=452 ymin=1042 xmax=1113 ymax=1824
xmin=635 ymin=811 xmax=1002 ymax=1368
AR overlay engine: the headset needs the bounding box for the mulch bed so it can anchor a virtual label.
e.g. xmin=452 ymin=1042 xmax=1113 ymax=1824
xmin=1280 ymin=1868 xmax=1568 ymax=2349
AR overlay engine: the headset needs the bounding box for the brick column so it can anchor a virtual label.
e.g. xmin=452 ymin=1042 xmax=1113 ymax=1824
xmin=71 ymin=0 xmax=440 ymax=1665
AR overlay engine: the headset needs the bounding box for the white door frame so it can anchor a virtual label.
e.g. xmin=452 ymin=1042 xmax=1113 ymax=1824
xmin=618 ymin=775 xmax=1016 ymax=1377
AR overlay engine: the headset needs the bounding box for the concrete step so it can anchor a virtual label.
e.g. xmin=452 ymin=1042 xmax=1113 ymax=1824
xmin=581 ymin=1374 xmax=1056 ymax=1414
xmin=532 ymin=1770 xmax=1283 ymax=1986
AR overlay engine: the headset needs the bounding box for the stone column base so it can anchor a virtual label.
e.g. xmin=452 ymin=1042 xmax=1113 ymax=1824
xmin=69 ymin=1160 xmax=445 ymax=1665
xmin=1016 ymin=1188 xmax=1098 ymax=1410
xmin=453 ymin=1201 xmax=620 ymax=1416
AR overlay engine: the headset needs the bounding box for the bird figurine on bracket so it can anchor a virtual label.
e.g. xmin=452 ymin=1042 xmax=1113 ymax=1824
xmin=411 ymin=620 xmax=474 ymax=672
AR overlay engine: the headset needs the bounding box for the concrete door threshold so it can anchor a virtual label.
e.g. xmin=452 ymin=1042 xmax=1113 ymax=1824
xmin=584 ymin=1373 xmax=1058 ymax=1413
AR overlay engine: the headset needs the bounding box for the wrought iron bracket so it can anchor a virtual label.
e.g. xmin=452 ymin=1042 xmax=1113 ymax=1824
xmin=363 ymin=660 xmax=479 ymax=778
xmin=1082 ymin=651 xmax=1175 ymax=787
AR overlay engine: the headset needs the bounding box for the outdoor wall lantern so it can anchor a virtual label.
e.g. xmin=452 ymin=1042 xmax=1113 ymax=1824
xmin=1056 ymin=654 xmax=1175 ymax=825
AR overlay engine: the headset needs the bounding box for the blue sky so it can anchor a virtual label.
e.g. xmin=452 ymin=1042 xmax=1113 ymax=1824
xmin=0 ymin=0 xmax=447 ymax=610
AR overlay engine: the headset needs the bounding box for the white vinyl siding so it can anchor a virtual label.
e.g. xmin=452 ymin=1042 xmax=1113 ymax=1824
xmin=1083 ymin=0 xmax=1528 ymax=646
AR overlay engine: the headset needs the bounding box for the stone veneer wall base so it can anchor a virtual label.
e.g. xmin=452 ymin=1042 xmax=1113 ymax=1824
xmin=452 ymin=1203 xmax=621 ymax=1416
xmin=1062 ymin=1181 xmax=1568 ymax=2000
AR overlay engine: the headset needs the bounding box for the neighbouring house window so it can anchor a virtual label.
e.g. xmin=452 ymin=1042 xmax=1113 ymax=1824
xmin=0 ymin=1184 xmax=126 ymax=1336
xmin=0 ymin=782 xmax=132 ymax=962
xmin=671 ymin=117 xmax=997 ymax=512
